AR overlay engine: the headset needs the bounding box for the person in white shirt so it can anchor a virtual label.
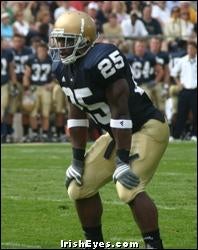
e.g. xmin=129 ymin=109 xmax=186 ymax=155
xmin=54 ymin=1 xmax=76 ymax=21
xmin=13 ymin=11 xmax=30 ymax=36
xmin=171 ymin=41 xmax=197 ymax=140
xmin=152 ymin=1 xmax=170 ymax=29
xmin=121 ymin=10 xmax=148 ymax=38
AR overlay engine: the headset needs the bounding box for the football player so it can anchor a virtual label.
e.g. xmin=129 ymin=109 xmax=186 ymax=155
xmin=12 ymin=34 xmax=34 ymax=142
xmin=1 ymin=38 xmax=17 ymax=142
xmin=49 ymin=11 xmax=169 ymax=249
xmin=127 ymin=39 xmax=164 ymax=109
xmin=23 ymin=41 xmax=54 ymax=142
xmin=149 ymin=37 xmax=170 ymax=113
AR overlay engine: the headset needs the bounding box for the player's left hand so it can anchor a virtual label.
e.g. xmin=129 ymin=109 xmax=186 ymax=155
xmin=113 ymin=157 xmax=140 ymax=189
xmin=65 ymin=159 xmax=84 ymax=188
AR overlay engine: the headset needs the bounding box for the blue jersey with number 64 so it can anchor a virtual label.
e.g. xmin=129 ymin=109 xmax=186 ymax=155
xmin=52 ymin=43 xmax=164 ymax=134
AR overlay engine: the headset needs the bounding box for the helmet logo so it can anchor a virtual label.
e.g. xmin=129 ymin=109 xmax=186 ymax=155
xmin=80 ymin=18 xmax=85 ymax=34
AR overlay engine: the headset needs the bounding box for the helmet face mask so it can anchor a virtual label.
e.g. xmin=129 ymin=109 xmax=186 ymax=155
xmin=49 ymin=11 xmax=97 ymax=65
xmin=49 ymin=31 xmax=89 ymax=64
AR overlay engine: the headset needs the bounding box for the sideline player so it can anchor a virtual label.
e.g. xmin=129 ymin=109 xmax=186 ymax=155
xmin=1 ymin=38 xmax=17 ymax=142
xmin=49 ymin=11 xmax=169 ymax=249
xmin=23 ymin=42 xmax=54 ymax=142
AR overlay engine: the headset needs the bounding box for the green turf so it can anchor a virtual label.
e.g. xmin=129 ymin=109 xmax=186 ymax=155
xmin=1 ymin=142 xmax=197 ymax=249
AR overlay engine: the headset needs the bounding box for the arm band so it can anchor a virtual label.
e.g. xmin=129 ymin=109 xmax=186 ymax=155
xmin=67 ymin=119 xmax=89 ymax=128
xmin=110 ymin=119 xmax=133 ymax=129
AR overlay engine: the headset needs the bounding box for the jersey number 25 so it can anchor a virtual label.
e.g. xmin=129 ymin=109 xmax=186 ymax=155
xmin=97 ymin=50 xmax=124 ymax=79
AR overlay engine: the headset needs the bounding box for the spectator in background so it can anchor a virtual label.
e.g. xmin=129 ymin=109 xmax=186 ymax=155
xmin=171 ymin=41 xmax=197 ymax=141
xmin=36 ymin=9 xmax=52 ymax=29
xmin=164 ymin=6 xmax=183 ymax=44
xmin=10 ymin=2 xmax=35 ymax=25
xmin=179 ymin=1 xmax=197 ymax=24
xmin=152 ymin=1 xmax=170 ymax=29
xmin=142 ymin=4 xmax=163 ymax=35
xmin=54 ymin=1 xmax=76 ymax=21
xmin=103 ymin=13 xmax=123 ymax=38
xmin=180 ymin=8 xmax=194 ymax=38
xmin=87 ymin=2 xmax=103 ymax=33
xmin=69 ymin=1 xmax=85 ymax=11
xmin=111 ymin=1 xmax=129 ymax=24
xmin=164 ymin=6 xmax=194 ymax=48
xmin=130 ymin=1 xmax=144 ymax=18
xmin=96 ymin=1 xmax=112 ymax=26
xmin=1 ymin=13 xmax=13 ymax=44
xmin=13 ymin=11 xmax=30 ymax=36
xmin=166 ymin=1 xmax=180 ymax=12
xmin=1 ymin=1 xmax=15 ymax=23
xmin=121 ymin=11 xmax=148 ymax=38
xmin=35 ymin=10 xmax=53 ymax=43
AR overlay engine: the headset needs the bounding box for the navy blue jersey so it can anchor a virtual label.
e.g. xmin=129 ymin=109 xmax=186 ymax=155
xmin=52 ymin=43 xmax=164 ymax=135
xmin=127 ymin=52 xmax=157 ymax=85
xmin=12 ymin=46 xmax=33 ymax=82
xmin=154 ymin=51 xmax=170 ymax=68
xmin=1 ymin=48 xmax=14 ymax=85
xmin=26 ymin=54 xmax=53 ymax=85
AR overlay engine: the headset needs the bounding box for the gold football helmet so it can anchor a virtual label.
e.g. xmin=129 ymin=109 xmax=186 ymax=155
xmin=22 ymin=90 xmax=36 ymax=113
xmin=49 ymin=11 xmax=97 ymax=64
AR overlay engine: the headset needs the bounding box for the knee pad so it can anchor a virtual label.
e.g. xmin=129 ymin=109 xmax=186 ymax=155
xmin=67 ymin=180 xmax=98 ymax=201
xmin=67 ymin=181 xmax=84 ymax=200
xmin=116 ymin=181 xmax=144 ymax=203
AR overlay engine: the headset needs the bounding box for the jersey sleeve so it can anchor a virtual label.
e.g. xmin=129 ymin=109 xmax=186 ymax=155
xmin=164 ymin=53 xmax=170 ymax=65
xmin=89 ymin=46 xmax=128 ymax=87
xmin=7 ymin=49 xmax=14 ymax=63
xmin=24 ymin=56 xmax=34 ymax=68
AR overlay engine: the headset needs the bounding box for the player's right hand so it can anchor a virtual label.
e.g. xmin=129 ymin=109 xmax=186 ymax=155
xmin=65 ymin=159 xmax=84 ymax=188
xmin=113 ymin=157 xmax=140 ymax=189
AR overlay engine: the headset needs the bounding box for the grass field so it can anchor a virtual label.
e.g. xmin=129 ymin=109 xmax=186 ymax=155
xmin=1 ymin=141 xmax=197 ymax=249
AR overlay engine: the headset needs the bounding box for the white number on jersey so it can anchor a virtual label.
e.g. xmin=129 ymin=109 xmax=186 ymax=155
xmin=14 ymin=55 xmax=29 ymax=74
xmin=129 ymin=66 xmax=144 ymax=95
xmin=62 ymin=87 xmax=111 ymax=125
xmin=31 ymin=64 xmax=51 ymax=82
xmin=97 ymin=50 xmax=125 ymax=79
xmin=1 ymin=58 xmax=7 ymax=76
xmin=131 ymin=61 xmax=151 ymax=79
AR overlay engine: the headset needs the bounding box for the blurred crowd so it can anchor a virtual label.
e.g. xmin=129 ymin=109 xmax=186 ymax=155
xmin=1 ymin=1 xmax=197 ymax=143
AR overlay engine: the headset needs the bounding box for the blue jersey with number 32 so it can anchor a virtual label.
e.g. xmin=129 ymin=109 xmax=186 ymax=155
xmin=52 ymin=43 xmax=164 ymax=134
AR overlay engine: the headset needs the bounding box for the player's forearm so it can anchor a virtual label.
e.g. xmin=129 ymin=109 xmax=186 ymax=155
xmin=155 ymin=65 xmax=164 ymax=83
xmin=9 ymin=63 xmax=17 ymax=84
xmin=69 ymin=127 xmax=88 ymax=150
xmin=23 ymin=75 xmax=30 ymax=88
xmin=111 ymin=121 xmax=131 ymax=151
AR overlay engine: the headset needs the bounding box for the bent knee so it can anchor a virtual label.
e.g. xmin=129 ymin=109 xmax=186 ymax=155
xmin=116 ymin=181 xmax=145 ymax=203
xmin=67 ymin=181 xmax=97 ymax=201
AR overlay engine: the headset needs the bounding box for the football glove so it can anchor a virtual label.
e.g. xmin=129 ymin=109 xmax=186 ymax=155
xmin=113 ymin=157 xmax=140 ymax=189
xmin=65 ymin=158 xmax=84 ymax=189
xmin=9 ymin=84 xmax=20 ymax=97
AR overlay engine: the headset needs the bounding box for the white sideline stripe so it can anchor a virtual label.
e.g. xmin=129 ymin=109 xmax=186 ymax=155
xmin=1 ymin=242 xmax=41 ymax=248
xmin=4 ymin=195 xmax=196 ymax=211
